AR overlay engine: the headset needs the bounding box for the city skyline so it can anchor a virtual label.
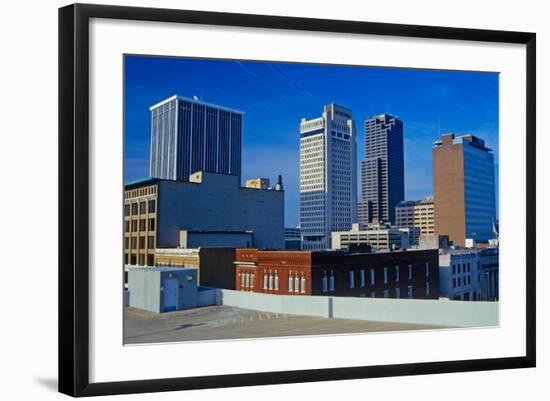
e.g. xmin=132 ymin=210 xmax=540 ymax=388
xmin=124 ymin=55 xmax=499 ymax=226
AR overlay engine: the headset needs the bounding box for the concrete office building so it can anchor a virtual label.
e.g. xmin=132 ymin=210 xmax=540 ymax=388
xmin=149 ymin=95 xmax=243 ymax=182
xmin=331 ymin=223 xmax=410 ymax=251
xmin=235 ymin=249 xmax=439 ymax=300
xmin=433 ymin=133 xmax=497 ymax=246
xmin=395 ymin=196 xmax=435 ymax=242
xmin=360 ymin=114 xmax=404 ymax=226
xmin=124 ymin=171 xmax=284 ymax=267
xmin=299 ymin=103 xmax=357 ymax=251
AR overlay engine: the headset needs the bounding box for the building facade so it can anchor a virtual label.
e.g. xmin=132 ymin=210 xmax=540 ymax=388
xmin=124 ymin=171 xmax=284 ymax=267
xmin=433 ymin=133 xmax=497 ymax=246
xmin=395 ymin=196 xmax=435 ymax=237
xmin=299 ymin=103 xmax=357 ymax=250
xmin=149 ymin=95 xmax=243 ymax=182
xmin=235 ymin=249 xmax=439 ymax=300
xmin=331 ymin=223 xmax=410 ymax=251
xmin=284 ymin=227 xmax=302 ymax=250
xmin=438 ymin=247 xmax=499 ymax=301
xmin=360 ymin=114 xmax=404 ymax=226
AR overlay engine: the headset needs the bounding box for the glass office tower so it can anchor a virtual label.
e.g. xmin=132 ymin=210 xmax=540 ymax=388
xmin=149 ymin=95 xmax=243 ymax=182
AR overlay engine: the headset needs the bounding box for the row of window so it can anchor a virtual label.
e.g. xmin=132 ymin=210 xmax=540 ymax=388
xmin=124 ymin=199 xmax=156 ymax=216
xmin=124 ymin=218 xmax=156 ymax=233
xmin=125 ymin=235 xmax=155 ymax=250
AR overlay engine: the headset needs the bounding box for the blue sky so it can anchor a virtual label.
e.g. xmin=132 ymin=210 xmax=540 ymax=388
xmin=124 ymin=55 xmax=499 ymax=227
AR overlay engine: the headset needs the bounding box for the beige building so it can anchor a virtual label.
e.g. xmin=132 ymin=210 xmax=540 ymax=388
xmin=395 ymin=196 xmax=435 ymax=237
xmin=331 ymin=223 xmax=410 ymax=251
xmin=124 ymin=183 xmax=158 ymax=267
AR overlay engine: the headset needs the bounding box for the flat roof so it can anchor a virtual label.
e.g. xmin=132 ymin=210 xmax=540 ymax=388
xmin=149 ymin=95 xmax=244 ymax=115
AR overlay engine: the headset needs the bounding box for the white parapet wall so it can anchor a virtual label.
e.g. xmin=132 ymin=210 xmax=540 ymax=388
xmin=220 ymin=289 xmax=331 ymax=318
xmin=220 ymin=289 xmax=499 ymax=328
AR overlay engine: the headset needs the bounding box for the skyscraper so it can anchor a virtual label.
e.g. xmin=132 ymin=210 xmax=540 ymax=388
xmin=149 ymin=95 xmax=243 ymax=182
xmin=432 ymin=133 xmax=496 ymax=246
xmin=299 ymin=103 xmax=357 ymax=250
xmin=360 ymin=114 xmax=404 ymax=226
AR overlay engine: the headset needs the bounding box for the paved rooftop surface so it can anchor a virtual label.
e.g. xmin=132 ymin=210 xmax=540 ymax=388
xmin=124 ymin=305 xmax=447 ymax=344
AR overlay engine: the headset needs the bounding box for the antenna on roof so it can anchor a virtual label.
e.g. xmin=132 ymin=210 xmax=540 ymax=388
xmin=193 ymin=95 xmax=199 ymax=101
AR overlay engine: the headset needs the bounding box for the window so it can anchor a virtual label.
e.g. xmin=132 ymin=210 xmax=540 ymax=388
xmin=250 ymin=273 xmax=255 ymax=289
xmin=148 ymin=199 xmax=156 ymax=213
xmin=131 ymin=220 xmax=137 ymax=232
xmin=395 ymin=287 xmax=401 ymax=298
xmin=295 ymin=275 xmax=300 ymax=293
xmin=139 ymin=219 xmax=146 ymax=231
xmin=360 ymin=270 xmax=365 ymax=288
xmin=139 ymin=201 xmax=146 ymax=214
xmin=384 ymin=267 xmax=388 ymax=284
xmin=426 ymin=282 xmax=430 ymax=296
xmin=425 ymin=263 xmax=430 ymax=277
xmin=147 ymin=255 xmax=154 ymax=266
xmin=322 ymin=272 xmax=328 ymax=293
xmin=408 ymin=264 xmax=412 ymax=280
xmin=452 ymin=264 xmax=456 ymax=275
xmin=245 ymin=272 xmax=250 ymax=288
xmin=148 ymin=236 xmax=154 ymax=248
xmin=288 ymin=274 xmax=294 ymax=292
xmin=139 ymin=236 xmax=145 ymax=248
xmin=301 ymin=275 xmax=306 ymax=293
xmin=130 ymin=255 xmax=137 ymax=265
xmin=125 ymin=221 xmax=130 ymax=232
xmin=131 ymin=203 xmax=138 ymax=214
xmin=395 ymin=266 xmax=400 ymax=282
xmin=383 ymin=289 xmax=389 ymax=298
xmin=139 ymin=255 xmax=145 ymax=265
xmin=407 ymin=285 xmax=413 ymax=299
xmin=148 ymin=218 xmax=156 ymax=231
xmin=349 ymin=271 xmax=355 ymax=289
xmin=124 ymin=205 xmax=130 ymax=216
xmin=458 ymin=277 xmax=462 ymax=286
xmin=124 ymin=237 xmax=129 ymax=249
xmin=240 ymin=272 xmax=245 ymax=289
xmin=453 ymin=278 xmax=456 ymax=288
xmin=329 ymin=271 xmax=335 ymax=292
xmin=263 ymin=273 xmax=268 ymax=290
xmin=370 ymin=269 xmax=375 ymax=286
xmin=274 ymin=273 xmax=279 ymax=291
xmin=130 ymin=237 xmax=137 ymax=249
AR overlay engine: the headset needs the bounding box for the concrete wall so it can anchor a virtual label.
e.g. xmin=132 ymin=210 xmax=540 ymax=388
xmin=221 ymin=290 xmax=331 ymax=318
xmin=220 ymin=289 xmax=499 ymax=328
xmin=128 ymin=268 xmax=161 ymax=312
xmin=197 ymin=287 xmax=222 ymax=307
xmin=157 ymin=173 xmax=284 ymax=250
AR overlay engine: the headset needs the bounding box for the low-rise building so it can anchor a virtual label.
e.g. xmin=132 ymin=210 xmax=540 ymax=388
xmin=154 ymin=247 xmax=237 ymax=290
xmin=124 ymin=171 xmax=285 ymax=267
xmin=331 ymin=223 xmax=409 ymax=251
xmin=234 ymin=249 xmax=439 ymax=299
xmin=438 ymin=247 xmax=499 ymax=301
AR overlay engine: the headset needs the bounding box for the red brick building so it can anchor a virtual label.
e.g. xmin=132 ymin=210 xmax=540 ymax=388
xmin=235 ymin=249 xmax=439 ymax=299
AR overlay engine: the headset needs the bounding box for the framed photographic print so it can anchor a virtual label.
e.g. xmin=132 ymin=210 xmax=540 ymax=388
xmin=58 ymin=2 xmax=536 ymax=397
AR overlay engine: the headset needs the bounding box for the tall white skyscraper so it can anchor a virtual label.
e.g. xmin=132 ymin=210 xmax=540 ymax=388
xmin=299 ymin=103 xmax=357 ymax=250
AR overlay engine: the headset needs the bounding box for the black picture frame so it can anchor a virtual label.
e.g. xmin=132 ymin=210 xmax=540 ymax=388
xmin=59 ymin=3 xmax=536 ymax=397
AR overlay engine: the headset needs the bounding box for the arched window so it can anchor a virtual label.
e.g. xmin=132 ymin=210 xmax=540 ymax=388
xmin=294 ymin=274 xmax=300 ymax=293
xmin=288 ymin=272 xmax=294 ymax=293
xmin=245 ymin=272 xmax=250 ymax=288
xmin=322 ymin=271 xmax=328 ymax=293
xmin=240 ymin=272 xmax=245 ymax=289
xmin=250 ymin=273 xmax=255 ymax=289
xmin=263 ymin=273 xmax=268 ymax=290
xmin=274 ymin=272 xmax=279 ymax=291
xmin=268 ymin=272 xmax=273 ymax=290
xmin=329 ymin=270 xmax=335 ymax=292
xmin=301 ymin=275 xmax=306 ymax=293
